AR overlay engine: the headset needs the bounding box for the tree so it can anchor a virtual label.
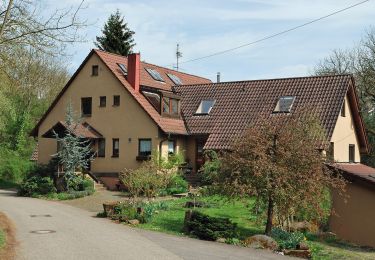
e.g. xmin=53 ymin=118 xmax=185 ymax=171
xmin=217 ymin=112 xmax=345 ymax=235
xmin=54 ymin=102 xmax=94 ymax=191
xmin=94 ymin=10 xmax=135 ymax=56
xmin=0 ymin=0 xmax=86 ymax=57
xmin=314 ymin=28 xmax=375 ymax=166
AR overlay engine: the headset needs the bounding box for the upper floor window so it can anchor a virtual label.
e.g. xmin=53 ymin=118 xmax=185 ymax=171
xmin=341 ymin=99 xmax=346 ymax=117
xmin=274 ymin=96 xmax=295 ymax=113
xmin=113 ymin=95 xmax=120 ymax=106
xmin=92 ymin=65 xmax=99 ymax=76
xmin=112 ymin=139 xmax=119 ymax=157
xmin=99 ymin=96 xmax=106 ymax=107
xmin=145 ymin=68 xmax=165 ymax=82
xmin=167 ymin=73 xmax=183 ymax=85
xmin=162 ymin=97 xmax=179 ymax=116
xmin=98 ymin=138 xmax=105 ymax=157
xmin=81 ymin=97 xmax=92 ymax=117
xmin=349 ymin=144 xmax=355 ymax=163
xmin=195 ymin=100 xmax=215 ymax=115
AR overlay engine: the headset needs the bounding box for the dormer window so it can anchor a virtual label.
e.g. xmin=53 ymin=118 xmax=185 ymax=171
xmin=195 ymin=100 xmax=215 ymax=115
xmin=273 ymin=96 xmax=295 ymax=113
xmin=145 ymin=68 xmax=165 ymax=82
xmin=162 ymin=97 xmax=179 ymax=117
xmin=167 ymin=73 xmax=183 ymax=85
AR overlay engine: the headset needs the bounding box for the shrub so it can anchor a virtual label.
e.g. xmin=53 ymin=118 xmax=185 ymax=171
xmin=271 ymin=228 xmax=305 ymax=250
xmin=186 ymin=211 xmax=237 ymax=241
xmin=41 ymin=189 xmax=94 ymax=200
xmin=0 ymin=149 xmax=33 ymax=183
xmin=18 ymin=176 xmax=56 ymax=196
xmin=199 ymin=150 xmax=220 ymax=185
xmin=163 ymin=174 xmax=188 ymax=195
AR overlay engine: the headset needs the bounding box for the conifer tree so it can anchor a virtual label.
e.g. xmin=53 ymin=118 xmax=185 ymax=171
xmin=54 ymin=102 xmax=94 ymax=191
xmin=94 ymin=10 xmax=135 ymax=56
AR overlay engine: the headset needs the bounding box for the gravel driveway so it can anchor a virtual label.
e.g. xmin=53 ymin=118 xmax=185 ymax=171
xmin=0 ymin=189 xmax=288 ymax=260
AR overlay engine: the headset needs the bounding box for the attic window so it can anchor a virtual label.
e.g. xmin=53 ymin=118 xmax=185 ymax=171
xmin=273 ymin=96 xmax=295 ymax=113
xmin=195 ymin=100 xmax=215 ymax=115
xmin=167 ymin=73 xmax=183 ymax=85
xmin=146 ymin=68 xmax=164 ymax=82
xmin=117 ymin=63 xmax=127 ymax=75
xmin=143 ymin=91 xmax=161 ymax=111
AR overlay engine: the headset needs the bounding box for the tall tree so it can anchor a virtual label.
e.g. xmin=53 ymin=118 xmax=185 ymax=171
xmin=314 ymin=28 xmax=375 ymax=166
xmin=54 ymin=102 xmax=94 ymax=191
xmin=95 ymin=10 xmax=135 ymax=56
xmin=217 ymin=112 xmax=345 ymax=235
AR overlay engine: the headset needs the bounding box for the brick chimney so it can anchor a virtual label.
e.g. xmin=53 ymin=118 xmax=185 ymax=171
xmin=127 ymin=53 xmax=140 ymax=92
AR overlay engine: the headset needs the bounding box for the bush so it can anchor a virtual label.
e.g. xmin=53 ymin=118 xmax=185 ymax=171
xmin=186 ymin=211 xmax=237 ymax=241
xmin=0 ymin=149 xmax=33 ymax=183
xmin=39 ymin=189 xmax=94 ymax=200
xmin=162 ymin=174 xmax=188 ymax=195
xmin=199 ymin=150 xmax=220 ymax=185
xmin=18 ymin=176 xmax=56 ymax=196
xmin=271 ymin=228 xmax=305 ymax=250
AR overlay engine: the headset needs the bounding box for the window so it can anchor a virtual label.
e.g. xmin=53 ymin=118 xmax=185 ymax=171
xmin=98 ymin=138 xmax=105 ymax=157
xmin=167 ymin=73 xmax=183 ymax=85
xmin=162 ymin=97 xmax=179 ymax=116
xmin=81 ymin=97 xmax=92 ymax=116
xmin=117 ymin=63 xmax=127 ymax=75
xmin=168 ymin=140 xmax=176 ymax=155
xmin=163 ymin=97 xmax=170 ymax=113
xmin=274 ymin=96 xmax=295 ymax=113
xmin=145 ymin=68 xmax=164 ymax=82
xmin=143 ymin=91 xmax=161 ymax=111
xmin=341 ymin=99 xmax=346 ymax=117
xmin=349 ymin=144 xmax=355 ymax=163
xmin=195 ymin=100 xmax=215 ymax=115
xmin=113 ymin=95 xmax=120 ymax=106
xmin=328 ymin=142 xmax=334 ymax=160
xmin=112 ymin=139 xmax=119 ymax=157
xmin=99 ymin=96 xmax=106 ymax=107
xmin=92 ymin=65 xmax=99 ymax=76
xmin=138 ymin=139 xmax=152 ymax=156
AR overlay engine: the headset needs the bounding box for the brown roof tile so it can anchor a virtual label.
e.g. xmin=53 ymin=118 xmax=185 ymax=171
xmin=333 ymin=163 xmax=375 ymax=186
xmin=174 ymin=75 xmax=368 ymax=151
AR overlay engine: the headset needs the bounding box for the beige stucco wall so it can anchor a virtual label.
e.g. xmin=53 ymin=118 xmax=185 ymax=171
xmin=37 ymin=53 xmax=183 ymax=173
xmin=330 ymin=182 xmax=375 ymax=247
xmin=330 ymin=95 xmax=361 ymax=162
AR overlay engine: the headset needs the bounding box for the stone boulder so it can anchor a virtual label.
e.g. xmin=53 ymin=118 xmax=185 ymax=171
xmin=128 ymin=219 xmax=140 ymax=225
xmin=243 ymin=235 xmax=278 ymax=251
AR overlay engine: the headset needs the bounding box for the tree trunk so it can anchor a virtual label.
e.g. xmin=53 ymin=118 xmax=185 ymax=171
xmin=265 ymin=195 xmax=274 ymax=235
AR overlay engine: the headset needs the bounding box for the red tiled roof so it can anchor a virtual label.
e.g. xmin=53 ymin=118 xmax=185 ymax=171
xmin=30 ymin=50 xmax=211 ymax=137
xmin=95 ymin=49 xmax=211 ymax=91
xmin=174 ymin=75 xmax=368 ymax=151
xmin=42 ymin=121 xmax=103 ymax=139
xmin=333 ymin=163 xmax=375 ymax=186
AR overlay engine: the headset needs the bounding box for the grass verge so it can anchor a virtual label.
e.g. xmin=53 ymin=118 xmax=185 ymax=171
xmin=0 ymin=212 xmax=17 ymax=260
xmin=32 ymin=189 xmax=95 ymax=200
xmin=136 ymin=195 xmax=375 ymax=259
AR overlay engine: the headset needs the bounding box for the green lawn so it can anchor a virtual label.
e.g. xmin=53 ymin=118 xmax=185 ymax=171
xmin=137 ymin=195 xmax=375 ymax=260
xmin=0 ymin=228 xmax=5 ymax=250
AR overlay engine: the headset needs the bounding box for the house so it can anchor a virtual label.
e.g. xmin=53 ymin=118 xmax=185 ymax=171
xmin=31 ymin=49 xmax=375 ymax=246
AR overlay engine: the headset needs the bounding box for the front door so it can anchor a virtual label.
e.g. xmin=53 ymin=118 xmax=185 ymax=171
xmin=196 ymin=139 xmax=206 ymax=172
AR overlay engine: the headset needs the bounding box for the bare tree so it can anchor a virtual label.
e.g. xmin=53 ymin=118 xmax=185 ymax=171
xmin=0 ymin=0 xmax=86 ymax=56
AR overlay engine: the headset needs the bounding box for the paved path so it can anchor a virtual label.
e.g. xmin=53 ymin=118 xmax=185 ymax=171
xmin=0 ymin=189 xmax=287 ymax=260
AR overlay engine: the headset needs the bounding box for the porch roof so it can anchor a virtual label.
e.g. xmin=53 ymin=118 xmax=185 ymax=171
xmin=42 ymin=121 xmax=103 ymax=139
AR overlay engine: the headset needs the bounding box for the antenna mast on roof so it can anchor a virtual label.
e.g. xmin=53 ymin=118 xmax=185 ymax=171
xmin=175 ymin=43 xmax=182 ymax=71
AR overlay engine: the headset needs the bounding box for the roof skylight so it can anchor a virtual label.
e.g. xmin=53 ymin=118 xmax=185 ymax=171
xmin=167 ymin=73 xmax=183 ymax=85
xmin=146 ymin=68 xmax=164 ymax=82
xmin=195 ymin=100 xmax=215 ymax=115
xmin=117 ymin=63 xmax=127 ymax=75
xmin=274 ymin=96 xmax=295 ymax=113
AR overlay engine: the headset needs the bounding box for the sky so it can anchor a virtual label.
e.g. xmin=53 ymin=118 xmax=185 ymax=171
xmin=43 ymin=0 xmax=375 ymax=82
